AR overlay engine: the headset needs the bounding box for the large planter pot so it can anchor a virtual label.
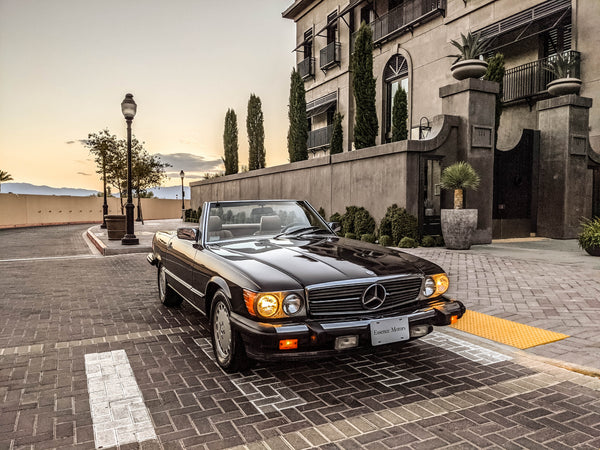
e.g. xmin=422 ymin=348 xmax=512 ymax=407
xmin=105 ymin=214 xmax=126 ymax=240
xmin=584 ymin=246 xmax=600 ymax=257
xmin=441 ymin=209 xmax=477 ymax=250
xmin=547 ymin=77 xmax=582 ymax=96
xmin=450 ymin=59 xmax=488 ymax=81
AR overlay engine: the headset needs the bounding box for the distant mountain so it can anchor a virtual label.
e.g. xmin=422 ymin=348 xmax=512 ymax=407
xmin=1 ymin=182 xmax=190 ymax=200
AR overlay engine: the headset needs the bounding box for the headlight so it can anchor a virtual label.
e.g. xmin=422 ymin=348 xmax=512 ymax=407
xmin=243 ymin=290 xmax=304 ymax=319
xmin=282 ymin=294 xmax=302 ymax=315
xmin=423 ymin=273 xmax=449 ymax=297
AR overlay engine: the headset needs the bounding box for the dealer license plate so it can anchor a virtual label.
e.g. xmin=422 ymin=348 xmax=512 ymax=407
xmin=370 ymin=316 xmax=410 ymax=346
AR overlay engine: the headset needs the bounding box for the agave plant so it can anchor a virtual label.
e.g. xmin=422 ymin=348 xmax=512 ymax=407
xmin=440 ymin=161 xmax=480 ymax=209
xmin=449 ymin=32 xmax=489 ymax=64
xmin=544 ymin=51 xmax=578 ymax=79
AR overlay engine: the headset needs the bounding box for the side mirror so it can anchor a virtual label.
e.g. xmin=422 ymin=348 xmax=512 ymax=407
xmin=328 ymin=222 xmax=342 ymax=233
xmin=177 ymin=227 xmax=199 ymax=241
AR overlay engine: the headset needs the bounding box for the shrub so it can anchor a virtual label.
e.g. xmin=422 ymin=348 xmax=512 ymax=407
xmin=398 ymin=237 xmax=418 ymax=248
xmin=318 ymin=207 xmax=326 ymax=219
xmin=434 ymin=235 xmax=445 ymax=247
xmin=341 ymin=206 xmax=359 ymax=235
xmin=329 ymin=212 xmax=342 ymax=223
xmin=184 ymin=208 xmax=193 ymax=221
xmin=379 ymin=235 xmax=393 ymax=247
xmin=354 ymin=207 xmax=376 ymax=236
xmin=578 ymin=217 xmax=600 ymax=250
xmin=379 ymin=204 xmax=418 ymax=244
xmin=361 ymin=233 xmax=376 ymax=243
xmin=345 ymin=232 xmax=357 ymax=240
xmin=421 ymin=235 xmax=436 ymax=247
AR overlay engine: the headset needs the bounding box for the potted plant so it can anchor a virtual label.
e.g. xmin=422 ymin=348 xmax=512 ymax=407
xmin=424 ymin=199 xmax=435 ymax=216
xmin=578 ymin=217 xmax=600 ymax=256
xmin=449 ymin=32 xmax=489 ymax=80
xmin=545 ymin=51 xmax=582 ymax=96
xmin=440 ymin=161 xmax=480 ymax=250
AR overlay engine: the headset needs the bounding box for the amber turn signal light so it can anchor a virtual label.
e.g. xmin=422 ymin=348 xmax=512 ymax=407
xmin=279 ymin=339 xmax=298 ymax=350
xmin=450 ymin=315 xmax=459 ymax=325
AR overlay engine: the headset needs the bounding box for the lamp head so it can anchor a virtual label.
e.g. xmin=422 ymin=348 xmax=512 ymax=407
xmin=121 ymin=93 xmax=137 ymax=120
xmin=180 ymin=170 xmax=185 ymax=180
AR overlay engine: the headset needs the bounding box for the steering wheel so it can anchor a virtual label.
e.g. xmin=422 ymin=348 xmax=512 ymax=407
xmin=280 ymin=223 xmax=308 ymax=233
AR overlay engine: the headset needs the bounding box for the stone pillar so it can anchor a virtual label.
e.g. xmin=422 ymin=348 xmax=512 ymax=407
xmin=537 ymin=95 xmax=593 ymax=238
xmin=439 ymin=78 xmax=499 ymax=245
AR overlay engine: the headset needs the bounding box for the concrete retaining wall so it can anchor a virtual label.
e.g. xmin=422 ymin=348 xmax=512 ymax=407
xmin=0 ymin=194 xmax=190 ymax=228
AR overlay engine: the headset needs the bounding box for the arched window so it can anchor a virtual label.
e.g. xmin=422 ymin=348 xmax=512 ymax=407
xmin=383 ymin=54 xmax=409 ymax=142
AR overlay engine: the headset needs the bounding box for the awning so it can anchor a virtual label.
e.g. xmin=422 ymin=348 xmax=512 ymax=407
xmin=314 ymin=0 xmax=369 ymax=37
xmin=306 ymin=92 xmax=337 ymax=117
xmin=476 ymin=0 xmax=571 ymax=52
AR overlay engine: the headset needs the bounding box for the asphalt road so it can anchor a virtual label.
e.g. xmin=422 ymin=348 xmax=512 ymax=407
xmin=0 ymin=225 xmax=598 ymax=449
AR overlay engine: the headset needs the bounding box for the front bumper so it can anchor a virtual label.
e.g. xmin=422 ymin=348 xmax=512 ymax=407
xmin=230 ymin=299 xmax=465 ymax=361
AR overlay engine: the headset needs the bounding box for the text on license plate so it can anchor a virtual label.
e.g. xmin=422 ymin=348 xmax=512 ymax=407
xmin=370 ymin=316 xmax=409 ymax=346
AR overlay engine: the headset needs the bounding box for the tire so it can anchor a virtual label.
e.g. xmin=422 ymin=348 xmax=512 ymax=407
xmin=210 ymin=290 xmax=250 ymax=372
xmin=158 ymin=264 xmax=182 ymax=307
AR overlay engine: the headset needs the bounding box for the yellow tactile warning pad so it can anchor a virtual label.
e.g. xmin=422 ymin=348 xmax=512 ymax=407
xmin=450 ymin=310 xmax=569 ymax=349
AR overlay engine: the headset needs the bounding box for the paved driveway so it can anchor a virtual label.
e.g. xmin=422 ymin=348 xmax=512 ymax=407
xmin=0 ymin=226 xmax=598 ymax=449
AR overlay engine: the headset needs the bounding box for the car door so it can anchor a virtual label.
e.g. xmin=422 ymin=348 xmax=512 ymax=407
xmin=165 ymin=231 xmax=197 ymax=301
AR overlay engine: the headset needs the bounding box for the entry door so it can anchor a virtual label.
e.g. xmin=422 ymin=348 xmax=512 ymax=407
xmin=420 ymin=158 xmax=442 ymax=237
xmin=493 ymin=129 xmax=539 ymax=239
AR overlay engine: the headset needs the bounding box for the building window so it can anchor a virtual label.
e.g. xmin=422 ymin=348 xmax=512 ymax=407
xmin=383 ymin=54 xmax=409 ymax=142
xmin=327 ymin=12 xmax=337 ymax=44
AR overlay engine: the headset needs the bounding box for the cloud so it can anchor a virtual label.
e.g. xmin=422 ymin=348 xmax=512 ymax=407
xmin=155 ymin=153 xmax=223 ymax=174
xmin=77 ymin=172 xmax=91 ymax=176
xmin=66 ymin=139 xmax=88 ymax=145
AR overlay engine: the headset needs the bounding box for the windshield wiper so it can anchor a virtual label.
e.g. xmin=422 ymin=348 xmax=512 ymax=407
xmin=273 ymin=226 xmax=321 ymax=239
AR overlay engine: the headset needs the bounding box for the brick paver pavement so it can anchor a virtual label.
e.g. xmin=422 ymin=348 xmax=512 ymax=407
xmin=0 ymin=226 xmax=599 ymax=449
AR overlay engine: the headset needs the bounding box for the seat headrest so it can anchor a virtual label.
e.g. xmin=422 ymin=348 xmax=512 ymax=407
xmin=260 ymin=215 xmax=281 ymax=232
xmin=208 ymin=216 xmax=223 ymax=232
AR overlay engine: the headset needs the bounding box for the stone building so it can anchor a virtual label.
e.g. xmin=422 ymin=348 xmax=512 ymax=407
xmin=281 ymin=0 xmax=600 ymax=239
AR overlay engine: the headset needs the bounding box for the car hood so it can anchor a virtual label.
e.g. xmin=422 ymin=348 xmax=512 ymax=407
xmin=208 ymin=236 xmax=444 ymax=290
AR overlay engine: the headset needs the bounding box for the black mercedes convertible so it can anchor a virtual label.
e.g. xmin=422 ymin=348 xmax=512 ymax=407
xmin=147 ymin=200 xmax=465 ymax=372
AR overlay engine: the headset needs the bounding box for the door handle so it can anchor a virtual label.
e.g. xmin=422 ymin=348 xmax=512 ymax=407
xmin=168 ymin=242 xmax=173 ymax=249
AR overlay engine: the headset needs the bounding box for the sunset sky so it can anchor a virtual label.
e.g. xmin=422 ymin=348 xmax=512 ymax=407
xmin=0 ymin=0 xmax=295 ymax=191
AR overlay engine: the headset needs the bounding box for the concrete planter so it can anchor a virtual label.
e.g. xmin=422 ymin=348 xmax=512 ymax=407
xmin=450 ymin=59 xmax=488 ymax=81
xmin=105 ymin=214 xmax=126 ymax=240
xmin=441 ymin=209 xmax=477 ymax=250
xmin=584 ymin=246 xmax=600 ymax=257
xmin=547 ymin=78 xmax=582 ymax=96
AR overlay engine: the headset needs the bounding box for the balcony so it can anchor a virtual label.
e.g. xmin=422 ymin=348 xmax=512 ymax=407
xmin=320 ymin=42 xmax=341 ymax=71
xmin=307 ymin=125 xmax=333 ymax=151
xmin=502 ymin=51 xmax=580 ymax=103
xmin=371 ymin=0 xmax=446 ymax=45
xmin=298 ymin=57 xmax=315 ymax=80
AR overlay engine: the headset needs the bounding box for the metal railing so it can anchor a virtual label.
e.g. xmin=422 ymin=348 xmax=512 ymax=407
xmin=307 ymin=125 xmax=333 ymax=150
xmin=502 ymin=50 xmax=580 ymax=103
xmin=371 ymin=0 xmax=445 ymax=44
xmin=320 ymin=42 xmax=341 ymax=70
xmin=298 ymin=57 xmax=315 ymax=80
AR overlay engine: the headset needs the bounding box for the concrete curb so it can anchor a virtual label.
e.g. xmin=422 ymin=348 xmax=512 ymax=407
xmin=86 ymin=226 xmax=152 ymax=256
xmin=86 ymin=227 xmax=106 ymax=255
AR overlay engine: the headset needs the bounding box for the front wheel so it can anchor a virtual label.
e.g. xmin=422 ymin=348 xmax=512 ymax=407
xmin=158 ymin=264 xmax=181 ymax=307
xmin=211 ymin=291 xmax=250 ymax=372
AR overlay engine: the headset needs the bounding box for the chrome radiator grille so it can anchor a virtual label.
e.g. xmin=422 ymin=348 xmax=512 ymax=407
xmin=306 ymin=276 xmax=422 ymax=316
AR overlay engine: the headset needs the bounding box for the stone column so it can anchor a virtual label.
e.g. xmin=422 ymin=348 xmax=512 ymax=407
xmin=537 ymin=95 xmax=593 ymax=238
xmin=439 ymin=78 xmax=499 ymax=245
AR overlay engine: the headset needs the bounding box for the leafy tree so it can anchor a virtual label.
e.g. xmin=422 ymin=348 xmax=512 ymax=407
xmin=391 ymin=88 xmax=408 ymax=141
xmin=330 ymin=112 xmax=344 ymax=154
xmin=484 ymin=53 xmax=505 ymax=148
xmin=287 ymin=69 xmax=308 ymax=162
xmin=223 ymin=109 xmax=239 ymax=175
xmin=0 ymin=170 xmax=13 ymax=193
xmin=352 ymin=22 xmax=378 ymax=149
xmin=247 ymin=94 xmax=266 ymax=170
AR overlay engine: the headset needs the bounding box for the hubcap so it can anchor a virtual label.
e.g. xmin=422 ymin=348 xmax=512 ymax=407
xmin=213 ymin=302 xmax=232 ymax=362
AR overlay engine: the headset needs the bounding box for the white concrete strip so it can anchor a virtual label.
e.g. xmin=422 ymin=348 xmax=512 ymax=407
xmin=421 ymin=330 xmax=512 ymax=365
xmin=0 ymin=254 xmax=101 ymax=263
xmin=85 ymin=349 xmax=157 ymax=449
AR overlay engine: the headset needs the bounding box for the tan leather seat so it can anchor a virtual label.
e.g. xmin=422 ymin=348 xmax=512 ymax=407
xmin=207 ymin=216 xmax=234 ymax=241
xmin=255 ymin=215 xmax=282 ymax=235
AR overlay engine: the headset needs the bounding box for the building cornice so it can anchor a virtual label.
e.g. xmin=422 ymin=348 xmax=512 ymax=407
xmin=282 ymin=0 xmax=319 ymax=20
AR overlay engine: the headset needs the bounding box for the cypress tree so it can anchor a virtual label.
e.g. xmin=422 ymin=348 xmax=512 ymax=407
xmin=223 ymin=108 xmax=239 ymax=175
xmin=352 ymin=22 xmax=378 ymax=149
xmin=391 ymin=88 xmax=408 ymax=142
xmin=247 ymin=94 xmax=266 ymax=170
xmin=330 ymin=112 xmax=344 ymax=154
xmin=287 ymin=68 xmax=308 ymax=162
xmin=484 ymin=53 xmax=505 ymax=148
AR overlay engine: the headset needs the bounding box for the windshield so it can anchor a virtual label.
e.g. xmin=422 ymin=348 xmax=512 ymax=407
xmin=204 ymin=201 xmax=330 ymax=243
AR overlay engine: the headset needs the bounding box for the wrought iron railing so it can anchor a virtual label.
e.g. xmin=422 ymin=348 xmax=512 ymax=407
xmin=307 ymin=125 xmax=333 ymax=150
xmin=320 ymin=42 xmax=341 ymax=70
xmin=502 ymin=50 xmax=580 ymax=103
xmin=298 ymin=57 xmax=315 ymax=80
xmin=371 ymin=0 xmax=445 ymax=44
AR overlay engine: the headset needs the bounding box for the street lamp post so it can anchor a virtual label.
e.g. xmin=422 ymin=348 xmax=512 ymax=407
xmin=121 ymin=93 xmax=139 ymax=245
xmin=100 ymin=149 xmax=108 ymax=228
xmin=180 ymin=170 xmax=185 ymax=220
